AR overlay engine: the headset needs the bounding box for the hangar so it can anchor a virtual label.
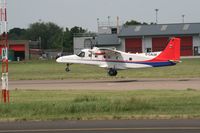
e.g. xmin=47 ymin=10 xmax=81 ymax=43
xmin=74 ymin=23 xmax=200 ymax=56
xmin=119 ymin=23 xmax=200 ymax=56
xmin=0 ymin=40 xmax=29 ymax=61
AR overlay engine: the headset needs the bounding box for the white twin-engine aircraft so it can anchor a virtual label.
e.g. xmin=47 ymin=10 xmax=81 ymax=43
xmin=56 ymin=37 xmax=181 ymax=76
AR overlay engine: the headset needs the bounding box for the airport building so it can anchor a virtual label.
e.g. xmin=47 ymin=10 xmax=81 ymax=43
xmin=73 ymin=19 xmax=122 ymax=54
xmin=119 ymin=23 xmax=200 ymax=56
xmin=74 ymin=23 xmax=200 ymax=56
xmin=0 ymin=40 xmax=30 ymax=61
xmin=74 ymin=34 xmax=121 ymax=54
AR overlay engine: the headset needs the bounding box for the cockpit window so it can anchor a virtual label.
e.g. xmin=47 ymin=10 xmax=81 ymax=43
xmin=77 ymin=51 xmax=85 ymax=57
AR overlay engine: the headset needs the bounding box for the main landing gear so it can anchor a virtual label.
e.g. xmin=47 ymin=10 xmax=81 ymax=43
xmin=65 ymin=63 xmax=70 ymax=72
xmin=108 ymin=68 xmax=118 ymax=76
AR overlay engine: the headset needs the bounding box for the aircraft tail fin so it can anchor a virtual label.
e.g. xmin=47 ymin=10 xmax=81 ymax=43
xmin=153 ymin=37 xmax=180 ymax=62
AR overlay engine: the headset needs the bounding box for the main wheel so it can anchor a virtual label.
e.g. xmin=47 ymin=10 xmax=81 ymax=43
xmin=108 ymin=68 xmax=117 ymax=76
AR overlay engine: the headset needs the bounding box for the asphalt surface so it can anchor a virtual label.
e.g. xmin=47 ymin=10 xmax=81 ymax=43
xmin=8 ymin=78 xmax=200 ymax=90
xmin=0 ymin=120 xmax=200 ymax=133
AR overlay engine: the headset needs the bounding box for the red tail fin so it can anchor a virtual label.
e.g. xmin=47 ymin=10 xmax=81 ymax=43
xmin=153 ymin=37 xmax=180 ymax=61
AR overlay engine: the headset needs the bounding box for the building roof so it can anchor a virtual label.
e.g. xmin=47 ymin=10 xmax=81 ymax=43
xmin=96 ymin=34 xmax=120 ymax=46
xmin=119 ymin=23 xmax=200 ymax=37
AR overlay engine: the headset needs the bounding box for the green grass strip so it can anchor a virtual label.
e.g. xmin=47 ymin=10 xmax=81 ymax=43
xmin=1 ymin=89 xmax=200 ymax=121
xmin=4 ymin=58 xmax=200 ymax=80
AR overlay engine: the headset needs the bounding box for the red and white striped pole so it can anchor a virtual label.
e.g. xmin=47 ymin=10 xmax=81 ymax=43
xmin=1 ymin=0 xmax=9 ymax=104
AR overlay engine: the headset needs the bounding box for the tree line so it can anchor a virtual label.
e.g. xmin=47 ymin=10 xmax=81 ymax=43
xmin=8 ymin=22 xmax=87 ymax=52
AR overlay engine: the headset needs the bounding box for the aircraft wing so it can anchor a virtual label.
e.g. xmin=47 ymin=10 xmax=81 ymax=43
xmin=91 ymin=47 xmax=126 ymax=69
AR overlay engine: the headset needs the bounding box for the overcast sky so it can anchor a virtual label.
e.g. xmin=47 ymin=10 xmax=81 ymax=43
xmin=7 ymin=0 xmax=200 ymax=32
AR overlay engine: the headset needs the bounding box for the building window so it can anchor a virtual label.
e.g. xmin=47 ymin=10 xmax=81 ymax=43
xmin=111 ymin=28 xmax=117 ymax=34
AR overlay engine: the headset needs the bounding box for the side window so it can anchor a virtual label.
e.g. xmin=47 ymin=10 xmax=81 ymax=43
xmin=78 ymin=52 xmax=85 ymax=57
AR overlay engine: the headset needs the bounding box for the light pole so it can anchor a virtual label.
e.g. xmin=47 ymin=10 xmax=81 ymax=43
xmin=182 ymin=14 xmax=185 ymax=23
xmin=108 ymin=16 xmax=111 ymax=26
xmin=97 ymin=18 xmax=100 ymax=26
xmin=155 ymin=9 xmax=159 ymax=24
xmin=97 ymin=18 xmax=100 ymax=32
xmin=39 ymin=36 xmax=42 ymax=50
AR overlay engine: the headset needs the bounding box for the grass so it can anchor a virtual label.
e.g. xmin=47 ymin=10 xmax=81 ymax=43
xmin=6 ymin=58 xmax=200 ymax=80
xmin=1 ymin=89 xmax=200 ymax=121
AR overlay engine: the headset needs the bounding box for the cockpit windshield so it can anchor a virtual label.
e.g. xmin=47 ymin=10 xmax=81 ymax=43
xmin=77 ymin=51 xmax=85 ymax=57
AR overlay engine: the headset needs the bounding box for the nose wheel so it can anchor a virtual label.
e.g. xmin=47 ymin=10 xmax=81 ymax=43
xmin=65 ymin=64 xmax=70 ymax=72
xmin=108 ymin=68 xmax=117 ymax=76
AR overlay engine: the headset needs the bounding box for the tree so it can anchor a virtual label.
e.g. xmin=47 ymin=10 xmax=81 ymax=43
xmin=46 ymin=22 xmax=63 ymax=49
xmin=62 ymin=27 xmax=71 ymax=52
xmin=8 ymin=28 xmax=27 ymax=40
xmin=124 ymin=20 xmax=148 ymax=26
xmin=70 ymin=26 xmax=86 ymax=34
xmin=26 ymin=22 xmax=63 ymax=49
xmin=9 ymin=22 xmax=87 ymax=52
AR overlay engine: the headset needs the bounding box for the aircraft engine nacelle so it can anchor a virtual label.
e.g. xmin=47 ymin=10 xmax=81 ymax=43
xmin=94 ymin=51 xmax=106 ymax=55
xmin=90 ymin=47 xmax=106 ymax=55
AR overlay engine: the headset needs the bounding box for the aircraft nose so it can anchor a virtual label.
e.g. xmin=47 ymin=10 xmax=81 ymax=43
xmin=56 ymin=57 xmax=62 ymax=63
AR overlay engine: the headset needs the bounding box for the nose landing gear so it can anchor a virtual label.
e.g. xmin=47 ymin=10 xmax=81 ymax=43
xmin=65 ymin=63 xmax=70 ymax=72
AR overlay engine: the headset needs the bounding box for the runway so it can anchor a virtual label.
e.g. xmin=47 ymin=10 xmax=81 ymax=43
xmin=0 ymin=120 xmax=200 ymax=133
xmin=8 ymin=78 xmax=200 ymax=90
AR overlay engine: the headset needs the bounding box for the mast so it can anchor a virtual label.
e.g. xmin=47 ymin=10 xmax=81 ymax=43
xmin=1 ymin=0 xmax=9 ymax=103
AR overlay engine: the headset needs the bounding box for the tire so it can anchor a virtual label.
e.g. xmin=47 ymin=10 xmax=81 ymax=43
xmin=65 ymin=67 xmax=70 ymax=72
xmin=108 ymin=68 xmax=117 ymax=76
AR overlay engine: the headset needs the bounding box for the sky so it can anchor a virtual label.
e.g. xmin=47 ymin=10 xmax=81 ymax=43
xmin=7 ymin=0 xmax=200 ymax=32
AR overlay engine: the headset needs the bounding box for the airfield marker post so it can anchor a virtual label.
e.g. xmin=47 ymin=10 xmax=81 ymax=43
xmin=0 ymin=0 xmax=9 ymax=104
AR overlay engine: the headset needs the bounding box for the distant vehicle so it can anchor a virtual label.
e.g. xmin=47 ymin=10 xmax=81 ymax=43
xmin=56 ymin=37 xmax=181 ymax=76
